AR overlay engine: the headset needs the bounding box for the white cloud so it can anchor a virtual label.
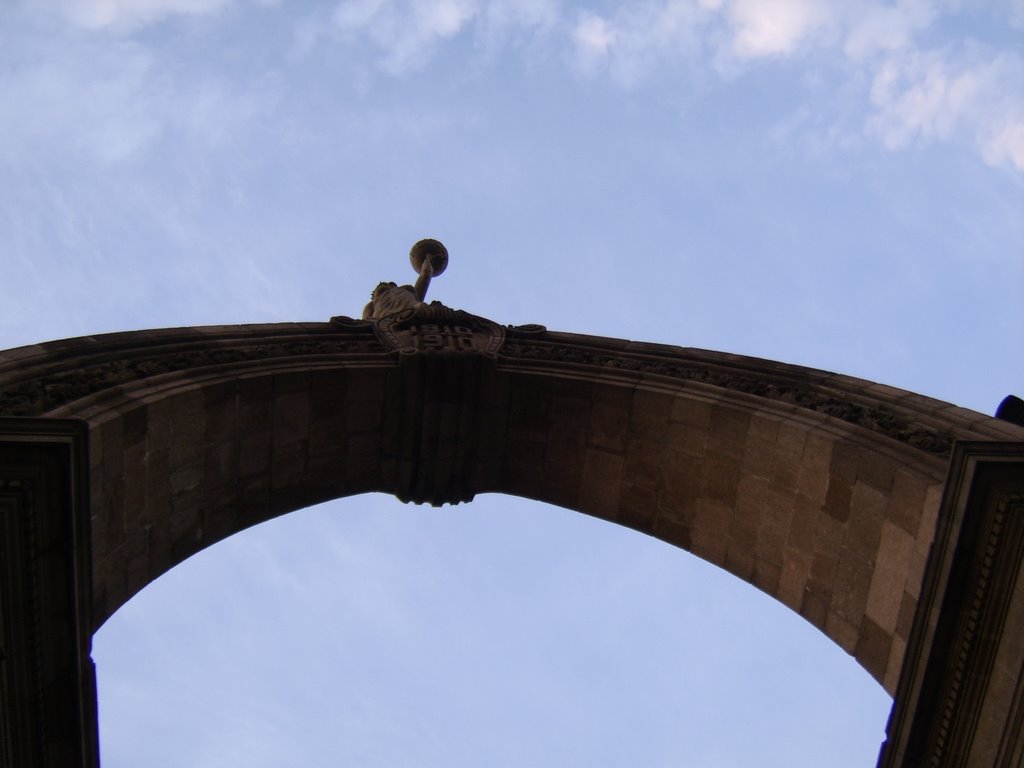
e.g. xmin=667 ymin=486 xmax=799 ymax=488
xmin=572 ymin=11 xmax=616 ymax=69
xmin=724 ymin=0 xmax=828 ymax=58
xmin=332 ymin=0 xmax=557 ymax=73
xmin=11 ymin=0 xmax=1023 ymax=176
xmin=568 ymin=0 xmax=835 ymax=85
xmin=842 ymin=0 xmax=936 ymax=60
xmin=574 ymin=13 xmax=615 ymax=55
xmin=570 ymin=1 xmax=711 ymax=85
xmin=424 ymin=0 xmax=477 ymax=35
xmin=983 ymin=120 xmax=1024 ymax=172
xmin=472 ymin=0 xmax=558 ymax=54
xmin=333 ymin=0 xmax=479 ymax=73
xmin=869 ymin=50 xmax=962 ymax=146
xmin=560 ymin=0 xmax=1024 ymax=174
xmin=868 ymin=47 xmax=1024 ymax=172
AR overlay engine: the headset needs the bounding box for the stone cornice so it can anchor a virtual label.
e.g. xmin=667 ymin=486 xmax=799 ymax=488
xmin=0 ymin=324 xmax=386 ymax=418
xmin=0 ymin=320 xmax=1019 ymax=461
xmin=500 ymin=328 xmax=1002 ymax=458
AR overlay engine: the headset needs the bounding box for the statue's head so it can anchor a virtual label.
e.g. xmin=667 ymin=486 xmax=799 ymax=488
xmin=372 ymin=281 xmax=397 ymax=300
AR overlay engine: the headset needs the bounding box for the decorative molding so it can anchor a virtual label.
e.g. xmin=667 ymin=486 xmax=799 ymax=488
xmin=927 ymin=490 xmax=1023 ymax=764
xmin=0 ymin=335 xmax=385 ymax=417
xmin=500 ymin=335 xmax=956 ymax=456
xmin=0 ymin=324 xmax=997 ymax=460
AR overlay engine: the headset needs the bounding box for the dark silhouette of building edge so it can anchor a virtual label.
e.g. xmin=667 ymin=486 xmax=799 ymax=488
xmin=1 ymin=315 xmax=1022 ymax=767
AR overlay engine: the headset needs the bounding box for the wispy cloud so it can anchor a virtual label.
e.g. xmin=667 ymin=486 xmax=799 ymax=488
xmin=567 ymin=0 xmax=1024 ymax=173
xmin=332 ymin=0 xmax=480 ymax=74
xmin=724 ymin=0 xmax=829 ymax=59
xmin=42 ymin=0 xmax=237 ymax=29
xmin=841 ymin=0 xmax=935 ymax=60
xmin=5 ymin=0 xmax=1022 ymax=177
xmin=0 ymin=11 xmax=279 ymax=166
xmin=0 ymin=24 xmax=158 ymax=164
xmin=868 ymin=46 xmax=1024 ymax=172
xmin=572 ymin=12 xmax=616 ymax=72
xmin=330 ymin=0 xmax=557 ymax=74
xmin=567 ymin=0 xmax=830 ymax=79
xmin=570 ymin=1 xmax=711 ymax=86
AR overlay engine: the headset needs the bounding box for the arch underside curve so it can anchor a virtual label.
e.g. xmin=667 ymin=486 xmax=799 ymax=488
xmin=2 ymin=320 xmax=1021 ymax=697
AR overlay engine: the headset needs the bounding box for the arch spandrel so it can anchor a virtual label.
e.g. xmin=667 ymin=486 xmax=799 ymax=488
xmin=486 ymin=369 xmax=954 ymax=693
xmin=2 ymin=320 xmax=1021 ymax=697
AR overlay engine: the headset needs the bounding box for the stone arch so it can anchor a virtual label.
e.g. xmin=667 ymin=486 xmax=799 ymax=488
xmin=3 ymin=317 xmax=1019 ymax=709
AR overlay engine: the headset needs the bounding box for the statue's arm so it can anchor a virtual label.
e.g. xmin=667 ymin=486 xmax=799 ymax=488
xmin=414 ymin=260 xmax=433 ymax=301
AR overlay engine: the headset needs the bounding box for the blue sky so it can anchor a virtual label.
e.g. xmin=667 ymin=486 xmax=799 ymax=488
xmin=2 ymin=0 xmax=1022 ymax=765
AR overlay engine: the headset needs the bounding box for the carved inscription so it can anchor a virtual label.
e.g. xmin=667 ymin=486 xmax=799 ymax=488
xmin=409 ymin=323 xmax=475 ymax=352
xmin=374 ymin=304 xmax=505 ymax=358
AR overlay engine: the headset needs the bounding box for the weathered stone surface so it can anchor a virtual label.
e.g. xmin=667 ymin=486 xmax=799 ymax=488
xmin=879 ymin=444 xmax=1024 ymax=767
xmin=1 ymin=321 xmax=1021 ymax=701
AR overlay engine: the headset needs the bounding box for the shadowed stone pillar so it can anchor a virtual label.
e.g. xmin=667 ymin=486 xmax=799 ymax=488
xmin=880 ymin=442 xmax=1024 ymax=767
xmin=0 ymin=418 xmax=97 ymax=768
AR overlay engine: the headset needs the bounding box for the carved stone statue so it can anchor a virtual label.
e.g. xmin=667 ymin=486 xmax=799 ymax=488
xmin=362 ymin=239 xmax=449 ymax=320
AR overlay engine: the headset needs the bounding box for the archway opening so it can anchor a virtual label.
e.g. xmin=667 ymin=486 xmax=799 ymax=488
xmin=93 ymin=492 xmax=892 ymax=767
